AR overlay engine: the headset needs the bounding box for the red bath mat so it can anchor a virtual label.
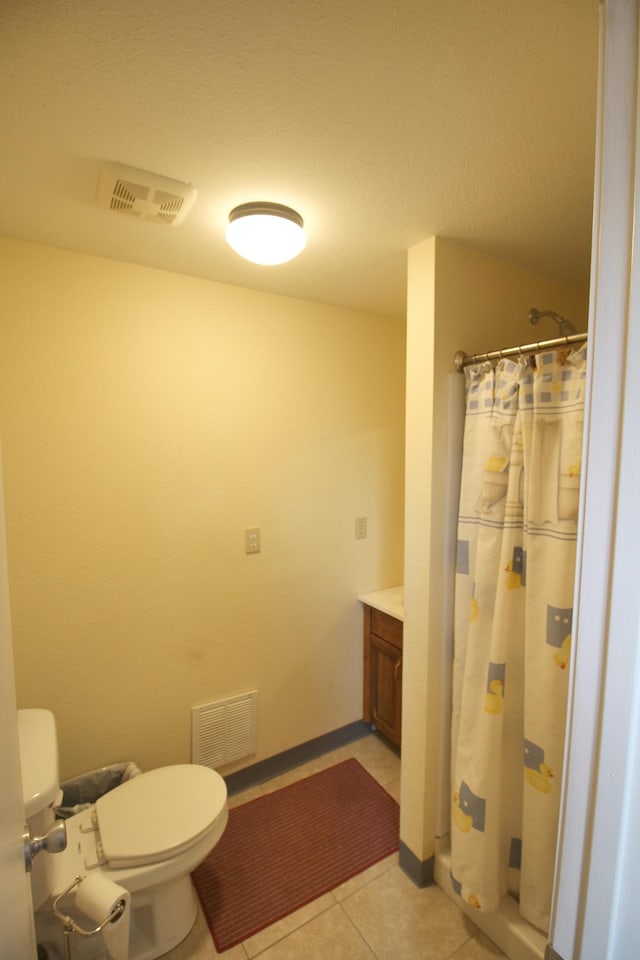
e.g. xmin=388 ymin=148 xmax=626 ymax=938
xmin=192 ymin=757 xmax=399 ymax=952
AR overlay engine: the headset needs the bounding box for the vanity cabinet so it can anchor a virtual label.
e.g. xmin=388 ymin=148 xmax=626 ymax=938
xmin=362 ymin=604 xmax=403 ymax=748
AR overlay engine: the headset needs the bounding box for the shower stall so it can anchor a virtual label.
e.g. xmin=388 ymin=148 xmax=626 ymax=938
xmin=399 ymin=292 xmax=588 ymax=960
xmin=438 ymin=315 xmax=587 ymax=960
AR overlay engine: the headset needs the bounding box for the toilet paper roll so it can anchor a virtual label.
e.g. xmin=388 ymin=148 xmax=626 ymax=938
xmin=75 ymin=874 xmax=131 ymax=960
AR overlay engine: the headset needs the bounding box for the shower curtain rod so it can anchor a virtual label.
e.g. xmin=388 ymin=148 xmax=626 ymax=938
xmin=453 ymin=331 xmax=588 ymax=372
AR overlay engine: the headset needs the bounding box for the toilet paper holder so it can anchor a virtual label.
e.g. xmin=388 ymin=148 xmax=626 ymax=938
xmin=52 ymin=875 xmax=127 ymax=960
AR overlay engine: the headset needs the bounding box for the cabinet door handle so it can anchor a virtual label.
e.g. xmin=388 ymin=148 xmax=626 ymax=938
xmin=395 ymin=657 xmax=402 ymax=682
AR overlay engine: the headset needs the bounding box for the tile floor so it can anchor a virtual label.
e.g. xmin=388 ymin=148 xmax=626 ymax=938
xmin=169 ymin=733 xmax=506 ymax=960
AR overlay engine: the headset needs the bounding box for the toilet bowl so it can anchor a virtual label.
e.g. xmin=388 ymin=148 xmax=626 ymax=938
xmin=19 ymin=709 xmax=228 ymax=960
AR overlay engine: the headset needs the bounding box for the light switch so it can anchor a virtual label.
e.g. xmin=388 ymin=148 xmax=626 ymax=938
xmin=355 ymin=516 xmax=368 ymax=539
xmin=245 ymin=528 xmax=261 ymax=554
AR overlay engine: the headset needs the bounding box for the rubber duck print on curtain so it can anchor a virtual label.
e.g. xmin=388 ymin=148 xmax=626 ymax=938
xmin=450 ymin=345 xmax=586 ymax=934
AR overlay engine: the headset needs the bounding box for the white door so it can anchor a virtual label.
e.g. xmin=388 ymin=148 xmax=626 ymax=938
xmin=0 ymin=449 xmax=37 ymax=958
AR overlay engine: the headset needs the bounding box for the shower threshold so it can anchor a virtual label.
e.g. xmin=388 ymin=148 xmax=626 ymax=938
xmin=434 ymin=845 xmax=547 ymax=960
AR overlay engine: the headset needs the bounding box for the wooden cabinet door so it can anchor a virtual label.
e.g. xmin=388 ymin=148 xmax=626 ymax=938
xmin=370 ymin=633 xmax=402 ymax=746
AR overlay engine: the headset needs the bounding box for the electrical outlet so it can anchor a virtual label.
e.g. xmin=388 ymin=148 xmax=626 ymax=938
xmin=355 ymin=516 xmax=368 ymax=539
xmin=245 ymin=528 xmax=261 ymax=554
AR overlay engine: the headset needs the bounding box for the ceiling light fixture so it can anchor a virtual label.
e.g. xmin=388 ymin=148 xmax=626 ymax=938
xmin=226 ymin=202 xmax=306 ymax=265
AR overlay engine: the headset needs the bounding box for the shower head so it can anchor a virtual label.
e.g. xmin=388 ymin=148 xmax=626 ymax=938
xmin=529 ymin=308 xmax=578 ymax=338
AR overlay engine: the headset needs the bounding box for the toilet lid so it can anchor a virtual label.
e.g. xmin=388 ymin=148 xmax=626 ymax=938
xmin=95 ymin=764 xmax=227 ymax=868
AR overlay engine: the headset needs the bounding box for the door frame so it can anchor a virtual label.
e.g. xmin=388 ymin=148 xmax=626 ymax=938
xmin=551 ymin=1 xmax=640 ymax=957
xmin=0 ymin=447 xmax=37 ymax=956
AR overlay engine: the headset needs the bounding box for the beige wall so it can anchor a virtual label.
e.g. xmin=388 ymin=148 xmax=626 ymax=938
xmin=400 ymin=236 xmax=589 ymax=863
xmin=0 ymin=237 xmax=405 ymax=781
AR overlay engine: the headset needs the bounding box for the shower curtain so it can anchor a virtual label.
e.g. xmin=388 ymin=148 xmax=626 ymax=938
xmin=450 ymin=344 xmax=586 ymax=933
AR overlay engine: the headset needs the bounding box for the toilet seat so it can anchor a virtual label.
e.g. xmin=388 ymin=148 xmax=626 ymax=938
xmin=95 ymin=764 xmax=226 ymax=869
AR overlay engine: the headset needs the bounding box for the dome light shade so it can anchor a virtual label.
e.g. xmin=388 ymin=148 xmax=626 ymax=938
xmin=226 ymin=202 xmax=306 ymax=265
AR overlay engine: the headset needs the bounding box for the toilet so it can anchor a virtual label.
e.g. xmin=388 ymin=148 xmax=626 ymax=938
xmin=19 ymin=708 xmax=228 ymax=960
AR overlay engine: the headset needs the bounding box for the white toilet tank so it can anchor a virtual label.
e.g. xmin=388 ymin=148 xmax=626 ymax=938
xmin=18 ymin=709 xmax=62 ymax=908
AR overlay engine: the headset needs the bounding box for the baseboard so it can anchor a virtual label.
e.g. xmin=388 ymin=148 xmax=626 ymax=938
xmin=399 ymin=840 xmax=434 ymax=888
xmin=223 ymin=720 xmax=371 ymax=795
xmin=544 ymin=946 xmax=565 ymax=960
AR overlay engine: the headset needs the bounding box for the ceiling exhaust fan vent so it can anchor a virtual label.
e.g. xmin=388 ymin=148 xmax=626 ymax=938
xmin=97 ymin=162 xmax=197 ymax=226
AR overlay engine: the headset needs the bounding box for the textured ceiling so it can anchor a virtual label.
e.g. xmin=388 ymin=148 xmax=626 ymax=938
xmin=1 ymin=0 xmax=599 ymax=320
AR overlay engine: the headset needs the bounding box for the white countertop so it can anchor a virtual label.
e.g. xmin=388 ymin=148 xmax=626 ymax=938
xmin=358 ymin=585 xmax=404 ymax=622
